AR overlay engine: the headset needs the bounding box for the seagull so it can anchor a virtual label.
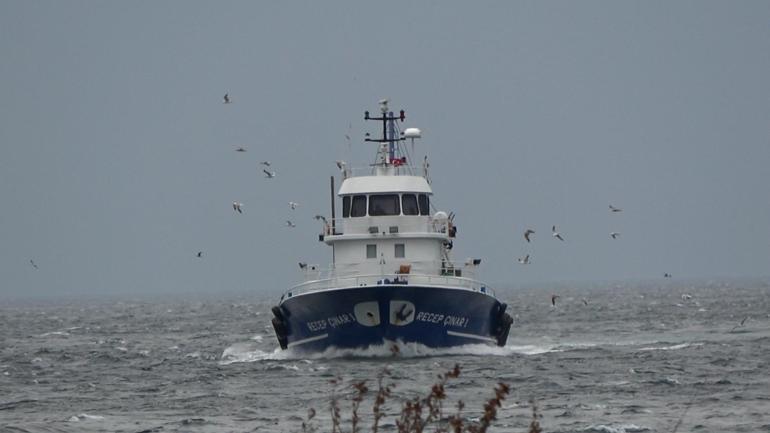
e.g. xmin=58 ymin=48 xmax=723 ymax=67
xmin=235 ymin=147 xmax=247 ymax=152
xmin=681 ymin=293 xmax=693 ymax=301
xmin=29 ymin=259 xmax=39 ymax=270
xmin=196 ymin=251 xmax=203 ymax=258
xmin=730 ymin=316 xmax=749 ymax=332
xmin=298 ymin=262 xmax=307 ymax=270
xmin=233 ymin=201 xmax=243 ymax=213
xmin=288 ymin=201 xmax=299 ymax=210
xmin=581 ymin=298 xmax=589 ymax=306
xmin=610 ymin=232 xmax=620 ymax=239
xmin=260 ymin=161 xmax=271 ymax=167
xmin=552 ymin=225 xmax=565 ymax=241
xmin=286 ymin=220 xmax=296 ymax=228
xmin=524 ymin=229 xmax=535 ymax=243
xmin=223 ymin=93 xmax=231 ymax=104
xmin=551 ymin=294 xmax=560 ymax=307
xmin=664 ymin=273 xmax=673 ymax=278
xmin=517 ymin=254 xmax=531 ymax=265
xmin=263 ymin=169 xmax=276 ymax=178
xmin=314 ymin=214 xmax=328 ymax=224
xmin=609 ymin=204 xmax=622 ymax=212
xmin=335 ymin=160 xmax=347 ymax=171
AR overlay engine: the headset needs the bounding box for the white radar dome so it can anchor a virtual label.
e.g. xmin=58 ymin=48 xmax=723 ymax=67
xmin=433 ymin=211 xmax=448 ymax=220
xmin=403 ymin=127 xmax=422 ymax=138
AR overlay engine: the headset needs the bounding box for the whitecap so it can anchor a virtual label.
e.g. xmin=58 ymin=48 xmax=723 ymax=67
xmin=39 ymin=331 xmax=69 ymax=337
xmin=506 ymin=344 xmax=557 ymax=355
xmin=638 ymin=342 xmax=702 ymax=352
xmin=583 ymin=423 xmax=651 ymax=433
xmin=68 ymin=413 xmax=106 ymax=422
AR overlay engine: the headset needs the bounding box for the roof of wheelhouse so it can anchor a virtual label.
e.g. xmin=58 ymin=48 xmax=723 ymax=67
xmin=338 ymin=175 xmax=432 ymax=195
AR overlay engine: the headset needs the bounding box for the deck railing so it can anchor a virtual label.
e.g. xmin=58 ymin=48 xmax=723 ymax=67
xmin=322 ymin=217 xmax=453 ymax=237
xmin=281 ymin=272 xmax=494 ymax=300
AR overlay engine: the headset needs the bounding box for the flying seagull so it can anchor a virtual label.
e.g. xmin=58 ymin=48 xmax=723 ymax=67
xmin=286 ymin=220 xmax=296 ymax=228
xmin=610 ymin=232 xmax=620 ymax=239
xmin=517 ymin=254 xmax=531 ymax=265
xmin=233 ymin=201 xmax=243 ymax=214
xmin=29 ymin=259 xmax=39 ymax=270
xmin=235 ymin=147 xmax=247 ymax=152
xmin=288 ymin=201 xmax=299 ymax=210
xmin=196 ymin=251 xmax=203 ymax=258
xmin=223 ymin=93 xmax=231 ymax=104
xmin=260 ymin=161 xmax=271 ymax=167
xmin=664 ymin=273 xmax=673 ymax=278
xmin=263 ymin=169 xmax=276 ymax=179
xmin=551 ymin=294 xmax=560 ymax=307
xmin=731 ymin=316 xmax=749 ymax=332
xmin=552 ymin=225 xmax=565 ymax=241
xmin=298 ymin=262 xmax=307 ymax=270
xmin=581 ymin=298 xmax=589 ymax=306
xmin=609 ymin=204 xmax=622 ymax=212
xmin=314 ymin=214 xmax=328 ymax=224
xmin=524 ymin=229 xmax=535 ymax=243
xmin=335 ymin=160 xmax=346 ymax=171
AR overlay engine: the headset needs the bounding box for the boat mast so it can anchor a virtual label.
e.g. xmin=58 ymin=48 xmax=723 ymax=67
xmin=364 ymin=99 xmax=405 ymax=166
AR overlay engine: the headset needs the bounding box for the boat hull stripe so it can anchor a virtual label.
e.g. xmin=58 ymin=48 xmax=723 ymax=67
xmin=446 ymin=330 xmax=498 ymax=343
xmin=287 ymin=333 xmax=329 ymax=348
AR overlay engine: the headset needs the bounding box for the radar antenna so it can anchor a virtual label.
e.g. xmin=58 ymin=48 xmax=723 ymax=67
xmin=364 ymin=99 xmax=406 ymax=166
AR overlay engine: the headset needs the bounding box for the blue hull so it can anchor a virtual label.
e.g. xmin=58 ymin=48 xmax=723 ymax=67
xmin=271 ymin=285 xmax=512 ymax=352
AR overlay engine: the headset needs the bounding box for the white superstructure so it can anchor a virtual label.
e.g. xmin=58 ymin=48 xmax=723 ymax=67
xmin=290 ymin=100 xmax=485 ymax=295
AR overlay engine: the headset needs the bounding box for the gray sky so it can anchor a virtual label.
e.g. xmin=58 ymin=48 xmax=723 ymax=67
xmin=2 ymin=1 xmax=769 ymax=300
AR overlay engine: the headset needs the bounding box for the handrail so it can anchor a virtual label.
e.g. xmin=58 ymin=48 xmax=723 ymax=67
xmin=295 ymin=260 xmax=477 ymax=281
xmin=281 ymin=272 xmax=494 ymax=300
xmin=320 ymin=217 xmax=453 ymax=238
xmin=342 ymin=165 xmax=428 ymax=179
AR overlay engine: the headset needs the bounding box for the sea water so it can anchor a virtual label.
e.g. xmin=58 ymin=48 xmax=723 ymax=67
xmin=1 ymin=280 xmax=768 ymax=432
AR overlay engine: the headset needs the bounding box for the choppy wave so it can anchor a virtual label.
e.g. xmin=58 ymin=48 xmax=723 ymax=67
xmin=583 ymin=424 xmax=651 ymax=433
xmin=3 ymin=282 xmax=768 ymax=432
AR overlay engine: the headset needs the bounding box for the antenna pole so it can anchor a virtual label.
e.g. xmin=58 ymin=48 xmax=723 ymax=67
xmin=330 ymin=176 xmax=336 ymax=235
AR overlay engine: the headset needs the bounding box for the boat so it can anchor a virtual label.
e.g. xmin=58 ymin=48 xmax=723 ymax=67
xmin=271 ymin=100 xmax=512 ymax=352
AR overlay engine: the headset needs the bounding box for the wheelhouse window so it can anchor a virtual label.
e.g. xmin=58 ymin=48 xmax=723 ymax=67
xmin=342 ymin=196 xmax=351 ymax=218
xmin=401 ymin=194 xmax=419 ymax=216
xmin=368 ymin=194 xmax=400 ymax=216
xmin=418 ymin=194 xmax=430 ymax=216
xmin=366 ymin=244 xmax=377 ymax=259
xmin=351 ymin=195 xmax=367 ymax=217
xmin=395 ymin=243 xmax=405 ymax=258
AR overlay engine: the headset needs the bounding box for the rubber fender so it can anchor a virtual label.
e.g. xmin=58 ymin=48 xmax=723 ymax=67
xmin=271 ymin=305 xmax=285 ymax=320
xmin=497 ymin=302 xmax=508 ymax=316
xmin=271 ymin=317 xmax=287 ymax=337
xmin=496 ymin=313 xmax=513 ymax=347
xmin=277 ymin=335 xmax=288 ymax=350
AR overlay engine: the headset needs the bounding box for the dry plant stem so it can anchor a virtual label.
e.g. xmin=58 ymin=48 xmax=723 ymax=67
xmin=372 ymin=368 xmax=393 ymax=433
xmin=330 ymin=377 xmax=342 ymax=433
xmin=301 ymin=407 xmax=317 ymax=433
xmin=468 ymin=382 xmax=510 ymax=433
xmin=448 ymin=400 xmax=465 ymax=433
xmin=396 ymin=364 xmax=461 ymax=433
xmin=351 ymin=380 xmax=368 ymax=433
xmin=527 ymin=399 xmax=542 ymax=433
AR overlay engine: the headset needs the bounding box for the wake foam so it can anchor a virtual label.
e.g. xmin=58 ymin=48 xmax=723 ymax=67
xmin=219 ymin=340 xmax=562 ymax=364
